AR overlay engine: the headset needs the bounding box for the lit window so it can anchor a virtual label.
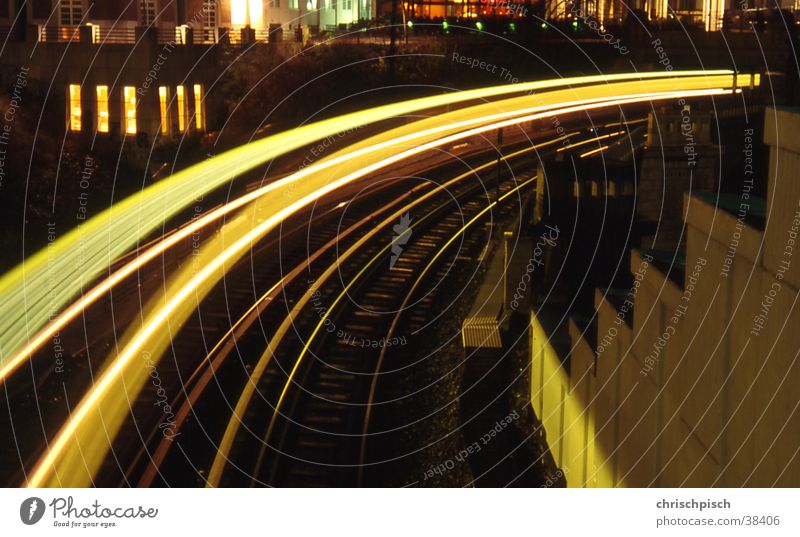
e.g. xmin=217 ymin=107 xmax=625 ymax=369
xmin=193 ymin=84 xmax=205 ymax=131
xmin=96 ymin=85 xmax=109 ymax=133
xmin=289 ymin=0 xmax=298 ymax=9
xmin=250 ymin=0 xmax=263 ymax=26
xmin=158 ymin=86 xmax=170 ymax=136
xmin=232 ymin=0 xmax=264 ymax=25
xmin=123 ymin=86 xmax=137 ymax=134
xmin=231 ymin=0 xmax=245 ymax=24
xmin=68 ymin=84 xmax=81 ymax=132
xmin=140 ymin=0 xmax=156 ymax=25
xmin=176 ymin=85 xmax=187 ymax=132
xmin=60 ymin=0 xmax=82 ymax=26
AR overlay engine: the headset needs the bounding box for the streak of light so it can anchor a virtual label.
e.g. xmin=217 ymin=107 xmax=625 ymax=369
xmin=29 ymin=80 xmax=754 ymax=487
xmin=0 ymin=71 xmax=736 ymax=371
xmin=556 ymin=130 xmax=626 ymax=152
xmin=206 ymin=85 xmax=739 ymax=482
xmin=0 ymin=75 xmax=750 ymax=385
xmin=602 ymin=118 xmax=649 ymax=128
xmin=580 ymin=145 xmax=610 ymax=158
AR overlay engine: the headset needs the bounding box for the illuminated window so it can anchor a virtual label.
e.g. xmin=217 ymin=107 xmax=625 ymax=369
xmin=289 ymin=0 xmax=298 ymax=9
xmin=176 ymin=85 xmax=187 ymax=132
xmin=96 ymin=85 xmax=109 ymax=133
xmin=231 ymin=0 xmax=246 ymax=24
xmin=231 ymin=0 xmax=264 ymax=26
xmin=202 ymin=0 xmax=217 ymax=42
xmin=193 ymin=84 xmax=205 ymax=131
xmin=123 ymin=86 xmax=137 ymax=135
xmin=60 ymin=0 xmax=82 ymax=26
xmin=140 ymin=0 xmax=157 ymax=25
xmin=249 ymin=0 xmax=263 ymax=26
xmin=158 ymin=86 xmax=170 ymax=136
xmin=68 ymin=84 xmax=81 ymax=132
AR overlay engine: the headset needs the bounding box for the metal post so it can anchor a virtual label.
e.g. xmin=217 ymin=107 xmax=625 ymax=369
xmin=496 ymin=128 xmax=504 ymax=202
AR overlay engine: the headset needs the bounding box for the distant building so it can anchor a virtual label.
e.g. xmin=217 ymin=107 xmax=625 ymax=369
xmin=530 ymin=106 xmax=800 ymax=486
xmin=1 ymin=1 xmax=374 ymax=39
xmin=0 ymin=1 xmax=378 ymax=140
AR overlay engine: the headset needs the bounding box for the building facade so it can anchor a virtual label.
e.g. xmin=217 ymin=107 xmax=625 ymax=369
xmin=532 ymin=106 xmax=800 ymax=487
xmin=0 ymin=0 xmax=374 ymax=39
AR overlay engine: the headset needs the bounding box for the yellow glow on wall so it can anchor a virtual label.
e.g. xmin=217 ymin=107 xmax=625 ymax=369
xmin=123 ymin=86 xmax=136 ymax=134
xmin=530 ymin=311 xmax=615 ymax=487
xmin=193 ymin=84 xmax=205 ymax=131
xmin=159 ymin=86 xmax=169 ymax=136
xmin=68 ymin=84 xmax=81 ymax=132
xmin=95 ymin=86 xmax=109 ymax=133
xmin=176 ymin=85 xmax=186 ymax=132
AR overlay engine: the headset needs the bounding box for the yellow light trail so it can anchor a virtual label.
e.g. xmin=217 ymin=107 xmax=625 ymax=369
xmin=27 ymin=76 xmax=756 ymax=487
xmin=208 ymin=84 xmax=747 ymax=485
xmin=206 ymin=133 xmax=578 ymax=487
xmin=0 ymin=71 xmax=742 ymax=373
xmin=580 ymin=145 xmax=610 ymax=158
xmin=0 ymin=74 xmax=752 ymax=385
xmin=556 ymin=130 xmax=626 ymax=152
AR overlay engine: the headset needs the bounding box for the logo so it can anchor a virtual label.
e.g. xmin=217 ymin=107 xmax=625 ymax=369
xmin=20 ymin=497 xmax=45 ymax=525
xmin=390 ymin=213 xmax=413 ymax=269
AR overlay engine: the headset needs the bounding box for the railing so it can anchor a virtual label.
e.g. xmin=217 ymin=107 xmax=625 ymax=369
xmin=38 ymin=25 xmax=80 ymax=43
xmin=95 ymin=26 xmax=136 ymax=44
xmin=31 ymin=23 xmax=337 ymax=46
xmin=157 ymin=26 xmax=183 ymax=45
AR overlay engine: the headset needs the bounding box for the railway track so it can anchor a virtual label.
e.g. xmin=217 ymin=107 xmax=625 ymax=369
xmin=214 ymin=155 xmax=537 ymax=486
xmin=2 ymin=122 xmax=627 ymax=487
